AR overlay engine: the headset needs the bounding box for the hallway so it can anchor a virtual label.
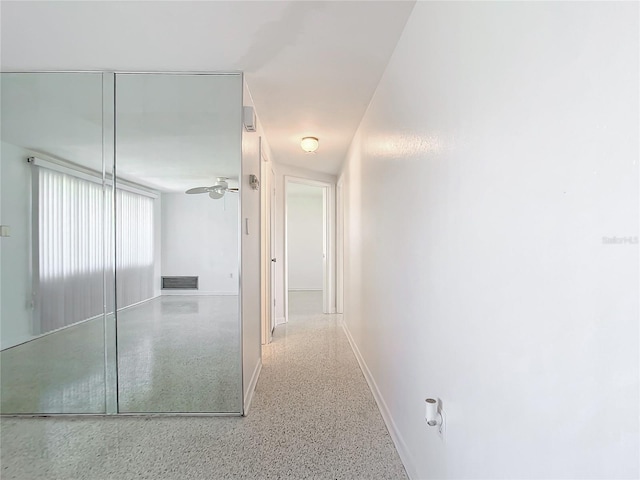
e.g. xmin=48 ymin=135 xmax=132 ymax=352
xmin=0 ymin=291 xmax=407 ymax=479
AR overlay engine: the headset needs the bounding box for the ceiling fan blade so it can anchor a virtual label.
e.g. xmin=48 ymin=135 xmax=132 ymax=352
xmin=185 ymin=186 xmax=211 ymax=194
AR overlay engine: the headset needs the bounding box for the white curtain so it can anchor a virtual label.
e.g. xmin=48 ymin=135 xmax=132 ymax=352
xmin=35 ymin=167 xmax=154 ymax=334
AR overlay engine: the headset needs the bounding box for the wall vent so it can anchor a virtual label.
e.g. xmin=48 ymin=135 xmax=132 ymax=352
xmin=162 ymin=276 xmax=198 ymax=290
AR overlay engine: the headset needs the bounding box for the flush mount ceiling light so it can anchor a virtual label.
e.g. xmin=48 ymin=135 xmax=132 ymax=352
xmin=301 ymin=136 xmax=319 ymax=153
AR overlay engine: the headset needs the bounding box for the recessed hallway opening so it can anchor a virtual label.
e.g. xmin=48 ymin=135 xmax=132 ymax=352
xmin=284 ymin=178 xmax=335 ymax=320
xmin=0 ymin=291 xmax=407 ymax=479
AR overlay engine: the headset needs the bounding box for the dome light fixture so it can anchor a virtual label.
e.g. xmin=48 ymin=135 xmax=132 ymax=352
xmin=300 ymin=136 xmax=319 ymax=153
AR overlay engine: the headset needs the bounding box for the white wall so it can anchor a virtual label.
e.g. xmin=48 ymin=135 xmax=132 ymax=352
xmin=340 ymin=2 xmax=639 ymax=479
xmin=273 ymin=164 xmax=336 ymax=323
xmin=0 ymin=142 xmax=33 ymax=349
xmin=241 ymin=79 xmax=271 ymax=413
xmin=287 ymin=184 xmax=323 ymax=291
xmin=161 ymin=192 xmax=238 ymax=295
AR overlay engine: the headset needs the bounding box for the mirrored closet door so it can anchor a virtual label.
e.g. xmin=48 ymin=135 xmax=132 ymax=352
xmin=0 ymin=72 xmax=110 ymax=414
xmin=114 ymin=73 xmax=243 ymax=413
xmin=0 ymin=72 xmax=243 ymax=415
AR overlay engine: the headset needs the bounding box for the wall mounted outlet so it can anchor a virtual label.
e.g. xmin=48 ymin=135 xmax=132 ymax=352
xmin=425 ymin=397 xmax=446 ymax=442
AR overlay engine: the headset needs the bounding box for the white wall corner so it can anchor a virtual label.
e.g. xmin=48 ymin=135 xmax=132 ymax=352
xmin=243 ymin=357 xmax=262 ymax=416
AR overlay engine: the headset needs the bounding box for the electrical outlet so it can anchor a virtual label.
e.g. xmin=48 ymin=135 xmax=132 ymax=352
xmin=425 ymin=397 xmax=445 ymax=441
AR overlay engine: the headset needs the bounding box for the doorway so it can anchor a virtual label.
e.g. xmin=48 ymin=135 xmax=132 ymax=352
xmin=284 ymin=177 xmax=335 ymax=320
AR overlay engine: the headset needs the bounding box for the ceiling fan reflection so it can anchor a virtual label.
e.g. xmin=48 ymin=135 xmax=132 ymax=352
xmin=185 ymin=177 xmax=239 ymax=199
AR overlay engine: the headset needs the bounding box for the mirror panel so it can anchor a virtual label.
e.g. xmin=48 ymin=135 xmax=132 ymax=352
xmin=114 ymin=73 xmax=243 ymax=413
xmin=0 ymin=72 xmax=109 ymax=414
xmin=0 ymin=72 xmax=243 ymax=415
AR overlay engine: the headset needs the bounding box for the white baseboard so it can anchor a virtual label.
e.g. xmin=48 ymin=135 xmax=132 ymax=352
xmin=275 ymin=316 xmax=286 ymax=326
xmin=340 ymin=320 xmax=418 ymax=480
xmin=243 ymin=358 xmax=262 ymax=416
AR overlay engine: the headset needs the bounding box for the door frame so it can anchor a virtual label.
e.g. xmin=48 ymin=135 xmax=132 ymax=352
xmin=269 ymin=167 xmax=276 ymax=335
xmin=260 ymin=146 xmax=274 ymax=345
xmin=283 ymin=176 xmax=335 ymax=321
xmin=336 ymin=177 xmax=344 ymax=314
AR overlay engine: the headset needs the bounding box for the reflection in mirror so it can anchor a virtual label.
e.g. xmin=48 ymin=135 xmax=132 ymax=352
xmin=114 ymin=73 xmax=243 ymax=413
xmin=0 ymin=73 xmax=108 ymax=414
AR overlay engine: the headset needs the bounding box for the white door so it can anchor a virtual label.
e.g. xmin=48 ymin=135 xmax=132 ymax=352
xmin=269 ymin=167 xmax=276 ymax=333
xmin=261 ymin=150 xmax=274 ymax=345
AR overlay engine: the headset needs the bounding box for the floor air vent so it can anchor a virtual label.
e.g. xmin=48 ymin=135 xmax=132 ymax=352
xmin=162 ymin=276 xmax=199 ymax=290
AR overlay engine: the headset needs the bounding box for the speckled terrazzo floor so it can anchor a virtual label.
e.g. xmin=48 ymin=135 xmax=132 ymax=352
xmin=0 ymin=291 xmax=408 ymax=480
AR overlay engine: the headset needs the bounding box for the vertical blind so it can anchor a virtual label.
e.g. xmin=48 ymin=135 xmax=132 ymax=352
xmin=35 ymin=167 xmax=154 ymax=334
xmin=115 ymin=189 xmax=154 ymax=308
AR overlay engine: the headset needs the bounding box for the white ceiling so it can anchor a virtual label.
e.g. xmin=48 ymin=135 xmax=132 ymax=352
xmin=0 ymin=1 xmax=415 ymax=176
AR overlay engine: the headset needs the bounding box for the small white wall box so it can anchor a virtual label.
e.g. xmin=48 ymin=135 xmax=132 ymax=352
xmin=243 ymin=106 xmax=256 ymax=132
xmin=0 ymin=225 xmax=10 ymax=237
xmin=425 ymin=398 xmax=443 ymax=428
